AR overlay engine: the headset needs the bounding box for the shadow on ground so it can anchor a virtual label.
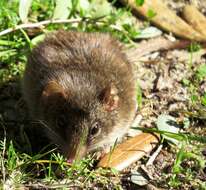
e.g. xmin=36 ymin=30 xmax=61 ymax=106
xmin=0 ymin=78 xmax=52 ymax=155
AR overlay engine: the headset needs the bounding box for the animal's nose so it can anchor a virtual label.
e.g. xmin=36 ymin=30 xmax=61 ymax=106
xmin=67 ymin=158 xmax=74 ymax=164
xmin=66 ymin=145 xmax=87 ymax=163
xmin=66 ymin=152 xmax=76 ymax=164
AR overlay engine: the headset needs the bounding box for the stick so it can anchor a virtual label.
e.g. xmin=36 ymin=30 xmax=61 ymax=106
xmin=0 ymin=18 xmax=82 ymax=36
xmin=126 ymin=37 xmax=191 ymax=62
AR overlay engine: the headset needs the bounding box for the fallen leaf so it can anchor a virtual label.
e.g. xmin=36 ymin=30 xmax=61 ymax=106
xmin=183 ymin=5 xmax=206 ymax=37
xmin=126 ymin=37 xmax=190 ymax=62
xmin=98 ymin=133 xmax=159 ymax=171
xmin=121 ymin=0 xmax=206 ymax=41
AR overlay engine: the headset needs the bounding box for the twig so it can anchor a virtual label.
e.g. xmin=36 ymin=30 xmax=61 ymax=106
xmin=24 ymin=183 xmax=80 ymax=189
xmin=126 ymin=37 xmax=191 ymax=62
xmin=146 ymin=144 xmax=163 ymax=166
xmin=0 ymin=18 xmax=82 ymax=36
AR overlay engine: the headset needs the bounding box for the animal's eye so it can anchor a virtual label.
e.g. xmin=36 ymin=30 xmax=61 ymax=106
xmin=57 ymin=115 xmax=67 ymax=128
xmin=90 ymin=122 xmax=101 ymax=137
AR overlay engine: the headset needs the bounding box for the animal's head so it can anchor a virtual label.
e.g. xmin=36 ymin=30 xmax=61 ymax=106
xmin=40 ymin=81 xmax=121 ymax=161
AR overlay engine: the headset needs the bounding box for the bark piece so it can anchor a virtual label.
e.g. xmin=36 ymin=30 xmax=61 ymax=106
xmin=121 ymin=0 xmax=206 ymax=41
xmin=97 ymin=133 xmax=159 ymax=171
xmin=183 ymin=5 xmax=206 ymax=37
xmin=126 ymin=36 xmax=190 ymax=62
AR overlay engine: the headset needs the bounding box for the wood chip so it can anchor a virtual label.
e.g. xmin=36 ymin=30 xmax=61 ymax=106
xmin=97 ymin=133 xmax=159 ymax=171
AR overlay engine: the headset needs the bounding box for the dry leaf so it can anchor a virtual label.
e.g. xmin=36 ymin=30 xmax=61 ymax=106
xmin=183 ymin=5 xmax=206 ymax=37
xmin=121 ymin=0 xmax=206 ymax=41
xmin=126 ymin=36 xmax=190 ymax=62
xmin=98 ymin=133 xmax=159 ymax=171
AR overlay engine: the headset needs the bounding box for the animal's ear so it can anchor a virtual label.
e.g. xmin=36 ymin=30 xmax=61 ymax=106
xmin=99 ymin=84 xmax=119 ymax=112
xmin=41 ymin=81 xmax=67 ymax=105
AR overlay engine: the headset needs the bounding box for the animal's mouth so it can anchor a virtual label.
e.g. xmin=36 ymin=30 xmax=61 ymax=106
xmin=63 ymin=131 xmax=89 ymax=162
xmin=65 ymin=144 xmax=88 ymax=163
xmin=64 ymin=141 xmax=107 ymax=163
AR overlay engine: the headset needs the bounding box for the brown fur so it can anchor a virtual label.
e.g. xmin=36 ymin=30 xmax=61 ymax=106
xmin=22 ymin=30 xmax=137 ymax=160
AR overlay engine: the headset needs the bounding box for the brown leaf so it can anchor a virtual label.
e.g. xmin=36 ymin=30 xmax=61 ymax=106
xmin=183 ymin=5 xmax=206 ymax=38
xmin=126 ymin=36 xmax=190 ymax=62
xmin=121 ymin=0 xmax=206 ymax=41
xmin=97 ymin=133 xmax=159 ymax=171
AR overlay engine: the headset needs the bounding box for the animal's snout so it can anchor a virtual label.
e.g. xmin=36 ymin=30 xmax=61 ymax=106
xmin=66 ymin=144 xmax=87 ymax=162
xmin=67 ymin=158 xmax=74 ymax=164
